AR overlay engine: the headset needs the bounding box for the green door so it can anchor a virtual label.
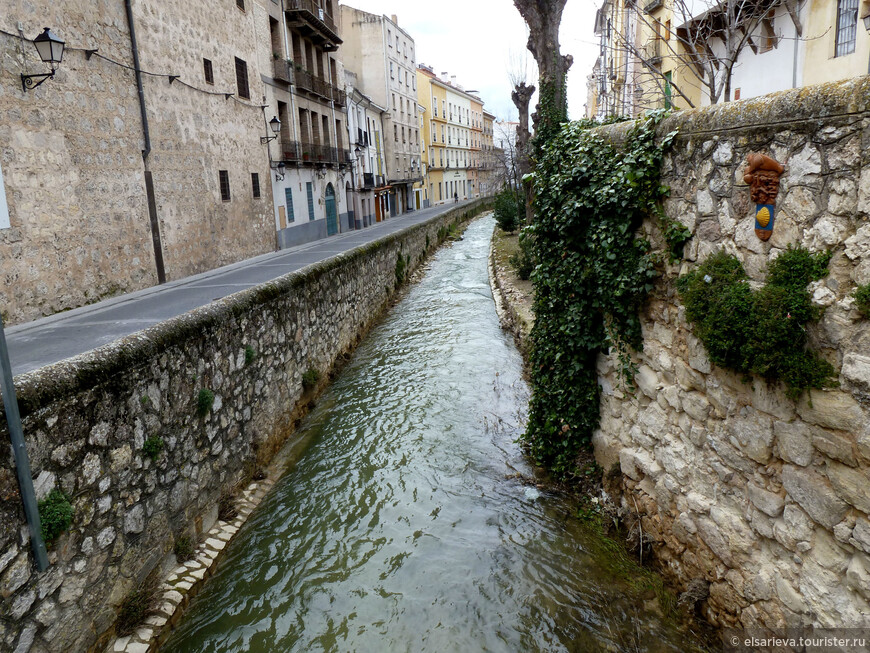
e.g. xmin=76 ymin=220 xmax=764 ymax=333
xmin=325 ymin=183 xmax=338 ymax=236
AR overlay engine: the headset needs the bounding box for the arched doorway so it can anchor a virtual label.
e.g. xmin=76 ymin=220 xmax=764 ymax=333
xmin=325 ymin=183 xmax=338 ymax=236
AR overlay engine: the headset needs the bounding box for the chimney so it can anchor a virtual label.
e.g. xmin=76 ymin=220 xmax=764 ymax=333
xmin=441 ymin=72 xmax=449 ymax=79
xmin=391 ymin=14 xmax=398 ymax=25
xmin=451 ymin=75 xmax=457 ymax=86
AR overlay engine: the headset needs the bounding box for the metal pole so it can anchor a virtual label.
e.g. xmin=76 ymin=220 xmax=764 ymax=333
xmin=0 ymin=313 xmax=49 ymax=571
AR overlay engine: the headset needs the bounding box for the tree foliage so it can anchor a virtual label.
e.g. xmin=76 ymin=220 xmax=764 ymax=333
xmin=522 ymin=111 xmax=675 ymax=476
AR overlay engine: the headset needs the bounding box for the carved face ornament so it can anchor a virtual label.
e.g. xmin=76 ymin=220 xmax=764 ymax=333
xmin=743 ymin=153 xmax=784 ymax=242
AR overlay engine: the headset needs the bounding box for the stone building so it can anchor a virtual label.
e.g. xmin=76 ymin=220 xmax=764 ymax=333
xmin=481 ymin=110 xmax=499 ymax=197
xmin=258 ymin=0 xmax=354 ymax=248
xmin=0 ymin=0 xmax=275 ymax=325
xmin=339 ymin=7 xmax=422 ymax=216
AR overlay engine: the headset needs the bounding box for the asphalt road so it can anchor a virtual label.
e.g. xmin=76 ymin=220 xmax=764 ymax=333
xmin=6 ymin=200 xmax=478 ymax=376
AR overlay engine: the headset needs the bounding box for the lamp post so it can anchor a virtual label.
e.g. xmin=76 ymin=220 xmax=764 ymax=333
xmin=273 ymin=161 xmax=285 ymax=181
xmin=21 ymin=27 xmax=65 ymax=92
xmin=260 ymin=116 xmax=281 ymax=144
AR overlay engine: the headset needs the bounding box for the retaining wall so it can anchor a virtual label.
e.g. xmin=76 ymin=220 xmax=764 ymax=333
xmin=0 ymin=198 xmax=490 ymax=653
xmin=592 ymin=77 xmax=870 ymax=629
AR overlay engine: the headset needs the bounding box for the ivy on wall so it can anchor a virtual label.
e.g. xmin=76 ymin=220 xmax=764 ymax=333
xmin=522 ymin=111 xmax=675 ymax=477
xmin=677 ymin=246 xmax=837 ymax=399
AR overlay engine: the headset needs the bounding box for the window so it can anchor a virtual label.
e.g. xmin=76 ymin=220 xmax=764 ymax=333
xmin=285 ymin=188 xmax=295 ymax=222
xmin=835 ymin=0 xmax=858 ymax=57
xmin=219 ymin=170 xmax=231 ymax=201
xmin=388 ymin=29 xmax=392 ymax=46
xmin=390 ymin=62 xmax=394 ymax=79
xmin=203 ymin=58 xmax=214 ymax=85
xmin=251 ymin=173 xmax=261 ymax=198
xmin=235 ymin=57 xmax=250 ymax=99
xmin=306 ymin=182 xmax=315 ymax=221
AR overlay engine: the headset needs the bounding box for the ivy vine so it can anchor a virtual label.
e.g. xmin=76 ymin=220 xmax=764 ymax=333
xmin=523 ymin=111 xmax=676 ymax=477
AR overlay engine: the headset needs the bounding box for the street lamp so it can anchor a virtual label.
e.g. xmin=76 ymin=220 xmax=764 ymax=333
xmin=274 ymin=161 xmax=285 ymax=181
xmin=21 ymin=27 xmax=65 ymax=92
xmin=261 ymin=116 xmax=281 ymax=144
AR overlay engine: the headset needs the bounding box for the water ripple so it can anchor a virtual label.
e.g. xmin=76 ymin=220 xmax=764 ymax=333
xmin=164 ymin=217 xmax=706 ymax=653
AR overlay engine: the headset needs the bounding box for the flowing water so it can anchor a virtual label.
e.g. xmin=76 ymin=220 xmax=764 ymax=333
xmin=163 ymin=216 xmax=708 ymax=653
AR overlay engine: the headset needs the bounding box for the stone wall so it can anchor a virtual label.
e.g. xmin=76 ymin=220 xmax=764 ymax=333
xmin=0 ymin=199 xmax=489 ymax=653
xmin=592 ymin=77 xmax=870 ymax=629
xmin=0 ymin=0 xmax=274 ymax=325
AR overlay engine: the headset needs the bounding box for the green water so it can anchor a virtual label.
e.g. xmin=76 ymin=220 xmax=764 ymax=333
xmin=163 ymin=217 xmax=707 ymax=653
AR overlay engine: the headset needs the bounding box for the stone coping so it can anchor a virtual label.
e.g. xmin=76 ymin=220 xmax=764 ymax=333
xmin=4 ymin=198 xmax=491 ymax=420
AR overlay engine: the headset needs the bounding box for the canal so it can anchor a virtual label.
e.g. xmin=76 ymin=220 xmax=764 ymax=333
xmin=163 ymin=216 xmax=707 ymax=652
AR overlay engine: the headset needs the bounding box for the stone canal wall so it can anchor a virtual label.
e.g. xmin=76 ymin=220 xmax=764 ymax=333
xmin=0 ymin=198 xmax=490 ymax=653
xmin=591 ymin=77 xmax=870 ymax=629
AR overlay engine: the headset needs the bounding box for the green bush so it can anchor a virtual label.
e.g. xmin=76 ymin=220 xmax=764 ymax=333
xmin=142 ymin=436 xmax=164 ymax=462
xmin=494 ymin=186 xmax=521 ymax=232
xmin=173 ymin=534 xmax=195 ymax=562
xmin=395 ymin=250 xmax=410 ymax=285
xmin=38 ymin=489 xmax=73 ymax=545
xmin=660 ymin=215 xmax=692 ymax=263
xmin=854 ymin=283 xmax=870 ymax=318
xmin=302 ymin=367 xmax=320 ymax=389
xmin=509 ymin=227 xmax=536 ymax=280
xmin=677 ymin=246 xmax=836 ymax=399
xmin=197 ymin=388 xmax=215 ymax=417
xmin=244 ymin=345 xmax=257 ymax=365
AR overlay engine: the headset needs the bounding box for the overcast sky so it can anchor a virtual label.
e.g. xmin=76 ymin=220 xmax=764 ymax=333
xmin=340 ymin=1 xmax=600 ymax=121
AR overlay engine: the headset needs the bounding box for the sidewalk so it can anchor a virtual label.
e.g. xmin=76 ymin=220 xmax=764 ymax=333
xmin=7 ymin=200 xmax=477 ymax=376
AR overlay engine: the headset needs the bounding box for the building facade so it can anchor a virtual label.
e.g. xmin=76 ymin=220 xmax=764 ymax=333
xmin=480 ymin=111 xmax=499 ymax=197
xmin=416 ymin=65 xmax=483 ymax=206
xmin=345 ymin=71 xmax=390 ymax=226
xmin=339 ymin=7 xmax=421 ymax=217
xmin=0 ymin=0 xmax=276 ymax=325
xmin=259 ymin=0 xmax=353 ymax=249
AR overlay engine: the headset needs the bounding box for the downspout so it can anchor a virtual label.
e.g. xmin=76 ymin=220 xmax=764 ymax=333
xmin=124 ymin=0 xmax=166 ymax=283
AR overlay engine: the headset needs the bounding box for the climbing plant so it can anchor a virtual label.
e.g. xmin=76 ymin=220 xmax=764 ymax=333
xmin=677 ymin=246 xmax=837 ymax=399
xmin=854 ymin=282 xmax=870 ymax=318
xmin=523 ymin=111 xmax=675 ymax=477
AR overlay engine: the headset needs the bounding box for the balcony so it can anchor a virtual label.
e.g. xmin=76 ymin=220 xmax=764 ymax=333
xmin=273 ymin=58 xmax=292 ymax=85
xmin=643 ymin=0 xmax=663 ymax=12
xmin=285 ymin=0 xmax=341 ymax=51
xmin=294 ymin=68 xmax=346 ymax=106
xmin=643 ymin=38 xmax=663 ymax=66
xmin=362 ymin=172 xmax=375 ymax=188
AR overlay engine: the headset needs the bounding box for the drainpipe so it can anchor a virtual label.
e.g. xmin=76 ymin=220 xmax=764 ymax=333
xmin=125 ymin=0 xmax=166 ymax=284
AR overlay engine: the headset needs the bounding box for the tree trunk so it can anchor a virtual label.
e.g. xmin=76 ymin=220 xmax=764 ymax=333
xmin=512 ymin=82 xmax=536 ymax=224
xmin=513 ymin=0 xmax=572 ymax=145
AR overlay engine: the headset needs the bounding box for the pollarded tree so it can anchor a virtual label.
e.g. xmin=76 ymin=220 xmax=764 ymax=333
xmin=512 ymin=0 xmax=573 ymax=147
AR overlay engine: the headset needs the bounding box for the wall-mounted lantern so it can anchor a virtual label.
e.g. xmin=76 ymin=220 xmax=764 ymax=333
xmin=21 ymin=27 xmax=65 ymax=92
xmin=273 ymin=161 xmax=285 ymax=181
xmin=261 ymin=116 xmax=281 ymax=144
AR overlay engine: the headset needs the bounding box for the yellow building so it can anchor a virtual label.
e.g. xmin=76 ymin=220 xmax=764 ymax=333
xmin=804 ymin=0 xmax=870 ymax=85
xmin=416 ymin=64 xmax=482 ymax=205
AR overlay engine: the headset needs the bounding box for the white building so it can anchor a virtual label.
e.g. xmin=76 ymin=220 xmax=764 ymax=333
xmin=345 ymin=71 xmax=390 ymax=226
xmin=339 ymin=7 xmax=422 ymax=217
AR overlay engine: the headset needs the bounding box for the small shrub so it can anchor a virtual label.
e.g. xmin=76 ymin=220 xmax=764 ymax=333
xmin=244 ymin=345 xmax=257 ymax=365
xmin=660 ymin=215 xmax=692 ymax=263
xmin=116 ymin=572 xmax=160 ymax=636
xmin=173 ymin=534 xmax=195 ymax=562
xmin=302 ymin=367 xmax=320 ymax=389
xmin=493 ymin=186 xmax=521 ymax=232
xmin=509 ymin=227 xmax=536 ymax=281
xmin=218 ymin=492 xmax=238 ymax=522
xmin=854 ymin=283 xmax=870 ymax=318
xmin=38 ymin=489 xmax=73 ymax=545
xmin=139 ymin=395 xmax=150 ymax=406
xmin=142 ymin=436 xmax=164 ymax=462
xmin=197 ymin=388 xmax=215 ymax=417
xmin=677 ymin=246 xmax=837 ymax=399
xmin=395 ymin=250 xmax=408 ymax=285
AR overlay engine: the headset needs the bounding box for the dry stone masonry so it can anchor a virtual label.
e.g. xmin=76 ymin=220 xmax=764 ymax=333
xmin=0 ymin=200 xmax=489 ymax=653
xmin=592 ymin=77 xmax=870 ymax=629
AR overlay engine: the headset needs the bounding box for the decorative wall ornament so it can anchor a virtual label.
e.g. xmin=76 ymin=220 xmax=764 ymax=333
xmin=743 ymin=153 xmax=785 ymax=241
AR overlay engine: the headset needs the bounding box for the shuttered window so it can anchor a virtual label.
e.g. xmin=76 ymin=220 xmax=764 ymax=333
xmin=235 ymin=57 xmax=250 ymax=99
xmin=285 ymin=188 xmax=295 ymax=222
xmin=306 ymin=182 xmax=315 ymax=221
xmin=219 ymin=170 xmax=230 ymax=201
